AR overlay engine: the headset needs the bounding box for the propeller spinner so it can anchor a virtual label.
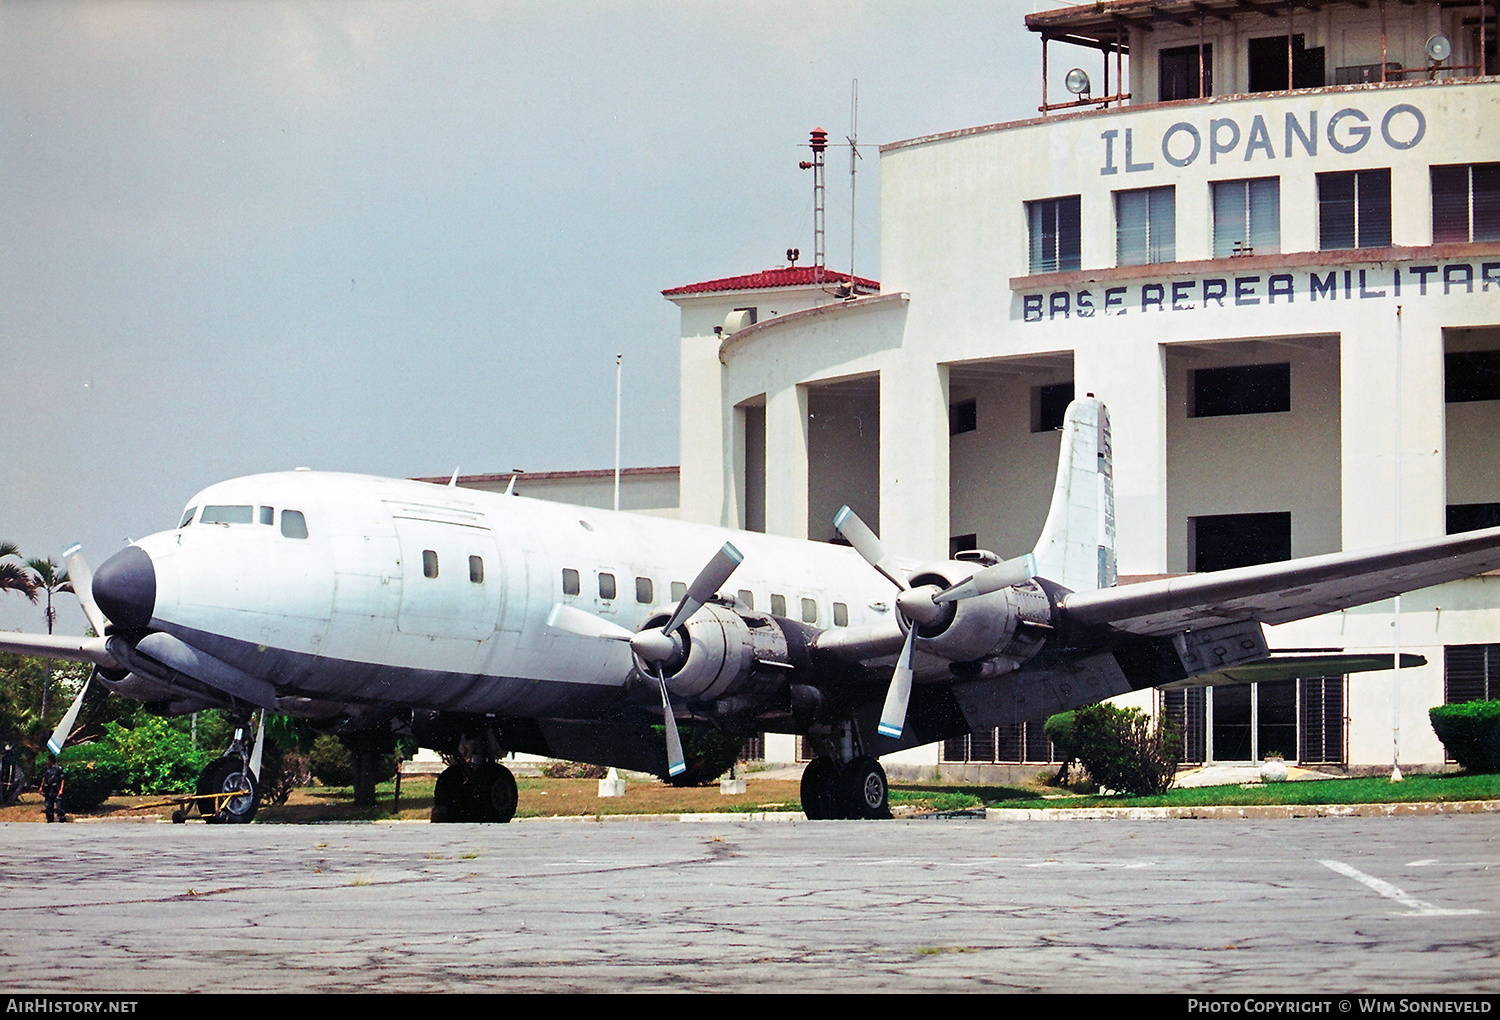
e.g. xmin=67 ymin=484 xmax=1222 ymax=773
xmin=834 ymin=506 xmax=1034 ymax=740
xmin=547 ymin=541 xmax=744 ymax=777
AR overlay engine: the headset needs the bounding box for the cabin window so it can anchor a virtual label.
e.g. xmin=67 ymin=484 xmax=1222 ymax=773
xmin=1432 ymin=164 xmax=1500 ymax=243
xmin=833 ymin=602 xmax=849 ymax=627
xmin=801 ymin=598 xmax=818 ymax=624
xmin=671 ymin=581 xmax=687 ymax=602
xmin=737 ymin=589 xmax=755 ymax=610
xmin=202 ymin=505 xmax=254 ymax=525
xmin=422 ymin=550 xmax=439 ymax=578
xmin=598 ymin=572 xmax=616 ymax=600
xmin=1116 ymin=186 xmax=1175 ymax=266
xmin=258 ymin=506 xmax=274 ymax=525
xmin=1212 ymin=178 xmax=1280 ymax=257
xmin=469 ymin=555 xmax=484 ymax=583
xmin=562 ymin=568 xmax=580 ymax=596
xmin=1191 ymin=363 xmax=1290 ymax=417
xmin=1026 ymin=196 xmax=1080 ymax=274
xmin=179 ymin=507 xmax=197 ymax=528
xmin=635 ymin=577 xmax=653 ymax=604
xmin=770 ymin=594 xmax=787 ymax=617
xmin=281 ymin=509 xmax=308 ymax=539
xmin=1317 ymin=169 xmax=1391 ymax=250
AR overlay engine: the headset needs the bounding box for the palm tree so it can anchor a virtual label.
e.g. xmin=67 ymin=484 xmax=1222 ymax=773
xmin=0 ymin=542 xmax=37 ymax=605
xmin=25 ymin=558 xmax=72 ymax=724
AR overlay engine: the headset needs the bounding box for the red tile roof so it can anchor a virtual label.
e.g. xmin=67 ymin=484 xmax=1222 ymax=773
xmin=663 ymin=266 xmax=879 ymax=297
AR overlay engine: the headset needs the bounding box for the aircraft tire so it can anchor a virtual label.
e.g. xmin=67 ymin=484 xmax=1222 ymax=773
xmin=198 ymin=756 xmax=260 ymax=824
xmin=842 ymin=756 xmax=891 ymax=820
xmin=432 ymin=765 xmax=468 ymax=822
xmin=466 ymin=762 xmax=518 ymax=823
xmin=799 ymin=757 xmax=838 ymax=820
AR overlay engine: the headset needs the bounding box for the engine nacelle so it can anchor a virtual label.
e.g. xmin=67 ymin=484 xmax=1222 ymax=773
xmin=638 ymin=604 xmax=792 ymax=702
xmin=907 ymin=565 xmax=1054 ymax=665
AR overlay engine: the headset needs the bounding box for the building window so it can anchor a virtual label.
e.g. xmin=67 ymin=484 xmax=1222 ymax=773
xmin=1318 ymin=169 xmax=1391 ymax=250
xmin=1191 ymin=363 xmax=1290 ymax=417
xmin=1446 ymin=645 xmax=1500 ymax=703
xmin=949 ymin=398 xmax=977 ymax=435
xmin=1212 ymin=178 xmax=1280 ymax=257
xmin=949 ymin=534 xmax=978 ymax=558
xmin=942 ymin=721 xmax=1059 ymax=764
xmin=1116 ymin=186 xmax=1175 ymax=266
xmin=1448 ymin=503 xmax=1500 ymax=535
xmin=1033 ymin=381 xmax=1074 ymax=432
xmin=1027 ymin=196 xmax=1081 ymax=274
xmin=1432 ymin=164 xmax=1500 ymax=244
xmin=1248 ymin=34 xmax=1324 ymax=93
xmin=1446 ymin=350 xmax=1500 ymax=402
xmin=1189 ymin=512 xmax=1291 ymax=572
xmin=1159 ymin=43 xmax=1211 ymax=101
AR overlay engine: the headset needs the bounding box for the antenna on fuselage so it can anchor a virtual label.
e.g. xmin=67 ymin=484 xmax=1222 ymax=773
xmin=448 ymin=467 xmax=460 ymax=488
xmin=504 ymin=470 xmax=523 ymax=496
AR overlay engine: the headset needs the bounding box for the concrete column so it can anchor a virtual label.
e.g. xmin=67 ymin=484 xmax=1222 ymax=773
xmin=879 ymin=358 xmax=949 ymax=561
xmin=677 ymin=336 xmax=726 ymax=527
xmin=763 ymin=383 xmax=809 ymax=540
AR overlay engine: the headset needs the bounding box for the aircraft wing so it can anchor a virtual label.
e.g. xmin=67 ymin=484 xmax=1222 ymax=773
xmin=1063 ymin=525 xmax=1500 ymax=637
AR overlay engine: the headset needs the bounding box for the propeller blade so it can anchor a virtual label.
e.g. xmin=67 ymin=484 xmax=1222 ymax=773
xmin=654 ymin=664 xmax=686 ymax=777
xmin=933 ymin=553 xmax=1037 ymax=604
xmin=833 ymin=505 xmax=907 ymax=590
xmin=547 ymin=604 xmax=633 ymax=642
xmin=876 ymin=626 xmax=917 ymax=740
xmin=62 ymin=543 xmax=110 ymax=637
xmin=248 ymin=712 xmax=265 ymax=781
xmin=661 ymin=542 xmax=744 ymax=635
xmin=47 ymin=674 xmax=90 ymax=756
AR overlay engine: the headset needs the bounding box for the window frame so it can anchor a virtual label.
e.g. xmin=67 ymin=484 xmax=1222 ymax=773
xmin=1026 ymin=195 xmax=1081 ymax=274
xmin=1432 ymin=162 xmax=1500 ymax=244
xmin=1115 ymin=185 xmax=1176 ymax=266
xmin=1317 ymin=168 xmax=1391 ymax=250
xmin=1212 ymin=177 xmax=1280 ymax=258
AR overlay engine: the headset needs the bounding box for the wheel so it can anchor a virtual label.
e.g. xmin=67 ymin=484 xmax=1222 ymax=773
xmin=432 ymin=764 xmax=468 ymax=823
xmin=841 ymin=756 xmax=891 ymax=820
xmin=197 ymin=756 xmax=259 ymax=824
xmin=465 ymin=762 xmax=518 ymax=823
xmin=800 ymin=757 xmax=838 ymax=820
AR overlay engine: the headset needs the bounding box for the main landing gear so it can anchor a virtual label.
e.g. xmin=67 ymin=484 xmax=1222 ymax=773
xmin=800 ymin=754 xmax=892 ymax=820
xmin=431 ymin=759 xmax=518 ymax=823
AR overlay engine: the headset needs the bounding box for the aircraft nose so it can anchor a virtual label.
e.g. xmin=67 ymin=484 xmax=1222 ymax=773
xmin=93 ymin=546 xmax=156 ymax=632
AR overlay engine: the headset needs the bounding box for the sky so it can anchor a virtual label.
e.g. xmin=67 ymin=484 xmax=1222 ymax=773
xmin=2 ymin=0 xmax=1061 ymax=633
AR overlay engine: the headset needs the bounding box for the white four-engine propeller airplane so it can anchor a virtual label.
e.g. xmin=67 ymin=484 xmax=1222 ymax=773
xmin=7 ymin=397 xmax=1500 ymax=822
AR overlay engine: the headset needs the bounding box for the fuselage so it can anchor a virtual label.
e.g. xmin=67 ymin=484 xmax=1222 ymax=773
xmin=103 ymin=471 xmax=899 ymax=720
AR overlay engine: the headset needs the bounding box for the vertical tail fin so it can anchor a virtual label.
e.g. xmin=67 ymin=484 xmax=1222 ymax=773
xmin=1030 ymin=397 xmax=1116 ymax=592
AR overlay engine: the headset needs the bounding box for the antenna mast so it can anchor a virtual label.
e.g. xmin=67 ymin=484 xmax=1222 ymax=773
xmin=848 ymin=79 xmax=861 ymax=287
xmin=800 ymin=127 xmax=828 ymax=286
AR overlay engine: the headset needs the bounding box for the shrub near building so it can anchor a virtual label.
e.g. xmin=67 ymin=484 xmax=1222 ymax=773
xmin=1428 ymin=701 xmax=1500 ymax=773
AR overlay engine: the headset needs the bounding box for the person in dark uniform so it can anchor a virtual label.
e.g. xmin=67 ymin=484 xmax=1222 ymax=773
xmin=40 ymin=759 xmax=66 ymax=823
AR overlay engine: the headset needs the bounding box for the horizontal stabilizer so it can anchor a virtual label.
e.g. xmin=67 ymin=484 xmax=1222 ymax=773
xmin=1155 ymin=652 xmax=1427 ymax=690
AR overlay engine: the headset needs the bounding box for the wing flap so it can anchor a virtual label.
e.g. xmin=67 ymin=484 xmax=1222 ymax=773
xmin=1064 ymin=526 xmax=1500 ymax=636
xmin=1154 ymin=651 xmax=1426 ymax=690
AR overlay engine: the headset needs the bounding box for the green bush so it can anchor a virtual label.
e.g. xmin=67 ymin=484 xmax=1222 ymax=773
xmin=54 ymin=745 xmax=130 ymax=811
xmin=99 ymin=717 xmax=213 ymax=795
xmin=1070 ymin=702 xmax=1181 ymax=796
xmin=1042 ymin=710 xmax=1079 ymax=783
xmin=1429 ymin=701 xmax=1500 ymax=773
